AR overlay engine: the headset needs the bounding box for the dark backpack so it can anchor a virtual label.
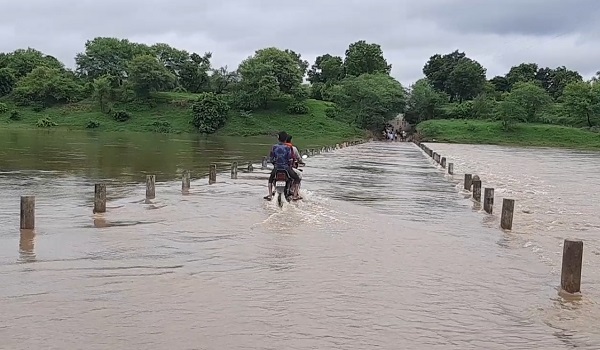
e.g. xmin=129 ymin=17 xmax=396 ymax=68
xmin=271 ymin=143 xmax=291 ymax=169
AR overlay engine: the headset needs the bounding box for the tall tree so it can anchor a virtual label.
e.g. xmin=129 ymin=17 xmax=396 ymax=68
xmin=151 ymin=43 xmax=191 ymax=76
xmin=75 ymin=37 xmax=152 ymax=81
xmin=447 ymin=58 xmax=487 ymax=102
xmin=404 ymin=78 xmax=448 ymax=124
xmin=330 ymin=73 xmax=405 ymax=130
xmin=537 ymin=66 xmax=583 ymax=99
xmin=237 ymin=47 xmax=304 ymax=101
xmin=92 ymin=75 xmax=112 ymax=112
xmin=127 ymin=55 xmax=176 ymax=97
xmin=489 ymin=76 xmax=510 ymax=93
xmin=209 ymin=66 xmax=239 ymax=94
xmin=423 ymin=50 xmax=465 ymax=94
xmin=561 ymin=81 xmax=600 ymax=127
xmin=12 ymin=66 xmax=83 ymax=106
xmin=506 ymin=82 xmax=553 ymax=122
xmin=344 ymin=40 xmax=391 ymax=77
xmin=2 ymin=48 xmax=64 ymax=78
xmin=307 ymin=54 xmax=344 ymax=84
xmin=505 ymin=63 xmax=538 ymax=87
xmin=0 ymin=68 xmax=16 ymax=97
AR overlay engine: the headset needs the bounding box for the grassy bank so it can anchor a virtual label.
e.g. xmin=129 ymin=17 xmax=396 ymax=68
xmin=416 ymin=119 xmax=600 ymax=150
xmin=0 ymin=92 xmax=365 ymax=144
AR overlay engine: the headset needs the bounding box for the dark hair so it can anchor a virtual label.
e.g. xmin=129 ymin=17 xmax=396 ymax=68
xmin=278 ymin=131 xmax=288 ymax=142
xmin=286 ymin=134 xmax=292 ymax=142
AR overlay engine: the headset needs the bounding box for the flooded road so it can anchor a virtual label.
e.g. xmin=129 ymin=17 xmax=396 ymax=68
xmin=1 ymin=131 xmax=600 ymax=349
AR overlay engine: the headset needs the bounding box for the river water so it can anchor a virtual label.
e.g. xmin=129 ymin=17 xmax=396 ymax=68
xmin=1 ymin=130 xmax=600 ymax=349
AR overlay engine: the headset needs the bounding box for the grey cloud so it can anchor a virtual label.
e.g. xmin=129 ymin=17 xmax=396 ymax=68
xmin=412 ymin=0 xmax=600 ymax=36
xmin=0 ymin=0 xmax=599 ymax=85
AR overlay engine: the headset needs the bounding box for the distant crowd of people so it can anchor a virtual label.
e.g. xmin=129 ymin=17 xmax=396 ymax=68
xmin=383 ymin=124 xmax=407 ymax=142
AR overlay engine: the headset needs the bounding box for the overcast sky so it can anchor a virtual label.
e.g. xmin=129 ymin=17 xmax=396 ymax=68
xmin=1 ymin=0 xmax=599 ymax=85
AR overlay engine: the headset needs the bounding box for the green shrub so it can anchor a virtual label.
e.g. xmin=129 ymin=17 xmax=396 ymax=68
xmin=112 ymin=110 xmax=131 ymax=122
xmin=150 ymin=119 xmax=172 ymax=133
xmin=287 ymin=102 xmax=309 ymax=114
xmin=36 ymin=116 xmax=58 ymax=128
xmin=190 ymin=92 xmax=230 ymax=133
xmin=0 ymin=102 xmax=8 ymax=114
xmin=9 ymin=110 xmax=20 ymax=120
xmin=86 ymin=120 xmax=101 ymax=128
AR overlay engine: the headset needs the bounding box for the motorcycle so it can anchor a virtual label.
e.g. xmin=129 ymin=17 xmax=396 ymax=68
xmin=272 ymin=163 xmax=305 ymax=207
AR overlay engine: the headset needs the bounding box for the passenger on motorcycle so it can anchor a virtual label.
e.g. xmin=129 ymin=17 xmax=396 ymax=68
xmin=285 ymin=134 xmax=304 ymax=199
xmin=264 ymin=131 xmax=300 ymax=201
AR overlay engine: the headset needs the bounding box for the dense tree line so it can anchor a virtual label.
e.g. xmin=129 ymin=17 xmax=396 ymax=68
xmin=405 ymin=50 xmax=600 ymax=130
xmin=3 ymin=38 xmax=595 ymax=134
xmin=0 ymin=38 xmax=405 ymax=133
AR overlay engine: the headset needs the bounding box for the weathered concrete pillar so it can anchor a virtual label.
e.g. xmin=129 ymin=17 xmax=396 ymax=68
xmin=247 ymin=162 xmax=253 ymax=172
xmin=464 ymin=174 xmax=472 ymax=191
xmin=501 ymin=198 xmax=515 ymax=230
xmin=440 ymin=157 xmax=446 ymax=168
xmin=261 ymin=157 xmax=268 ymax=169
xmin=146 ymin=175 xmax=155 ymax=199
xmin=181 ymin=171 xmax=190 ymax=192
xmin=94 ymin=184 xmax=106 ymax=213
xmin=472 ymin=179 xmax=482 ymax=202
xmin=483 ymin=188 xmax=494 ymax=214
xmin=448 ymin=163 xmax=454 ymax=175
xmin=231 ymin=162 xmax=238 ymax=179
xmin=561 ymin=239 xmax=583 ymax=294
xmin=20 ymin=196 xmax=35 ymax=229
xmin=209 ymin=164 xmax=217 ymax=184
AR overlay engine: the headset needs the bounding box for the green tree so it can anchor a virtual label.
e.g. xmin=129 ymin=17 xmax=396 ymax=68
xmin=307 ymin=54 xmax=344 ymax=84
xmin=284 ymin=49 xmax=309 ymax=77
xmin=13 ymin=66 xmax=83 ymax=106
xmin=190 ymin=92 xmax=230 ymax=133
xmin=0 ymin=68 xmax=16 ymax=96
xmin=537 ymin=66 xmax=583 ymax=99
xmin=489 ymin=76 xmax=510 ymax=93
xmin=178 ymin=52 xmax=212 ymax=93
xmin=75 ymin=37 xmax=152 ymax=80
xmin=404 ymin=78 xmax=448 ymax=124
xmin=209 ymin=66 xmax=239 ymax=94
xmin=505 ymin=82 xmax=553 ymax=122
xmin=422 ymin=50 xmax=465 ymax=94
xmin=1 ymin=48 xmax=64 ymax=79
xmin=307 ymin=54 xmax=345 ymax=100
xmin=331 ymin=73 xmax=405 ymax=130
xmin=92 ymin=75 xmax=112 ymax=112
xmin=236 ymin=47 xmax=304 ymax=109
xmin=505 ymin=63 xmax=538 ymax=87
xmin=471 ymin=92 xmax=497 ymax=119
xmin=151 ymin=43 xmax=190 ymax=75
xmin=447 ymin=58 xmax=487 ymax=102
xmin=561 ymin=81 xmax=600 ymax=127
xmin=127 ymin=55 xmax=176 ymax=98
xmin=496 ymin=96 xmax=525 ymax=131
xmin=343 ymin=40 xmax=391 ymax=77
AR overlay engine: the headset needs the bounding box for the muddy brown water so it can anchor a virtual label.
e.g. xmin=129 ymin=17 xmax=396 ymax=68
xmin=1 ymin=130 xmax=600 ymax=349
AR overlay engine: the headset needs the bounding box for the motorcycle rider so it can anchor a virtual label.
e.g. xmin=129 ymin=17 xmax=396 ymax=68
xmin=285 ymin=134 xmax=304 ymax=199
xmin=264 ymin=131 xmax=300 ymax=201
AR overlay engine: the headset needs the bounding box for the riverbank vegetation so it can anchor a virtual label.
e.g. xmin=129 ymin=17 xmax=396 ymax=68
xmin=406 ymin=50 xmax=600 ymax=147
xmin=0 ymin=38 xmax=404 ymax=140
xmin=417 ymin=119 xmax=600 ymax=149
